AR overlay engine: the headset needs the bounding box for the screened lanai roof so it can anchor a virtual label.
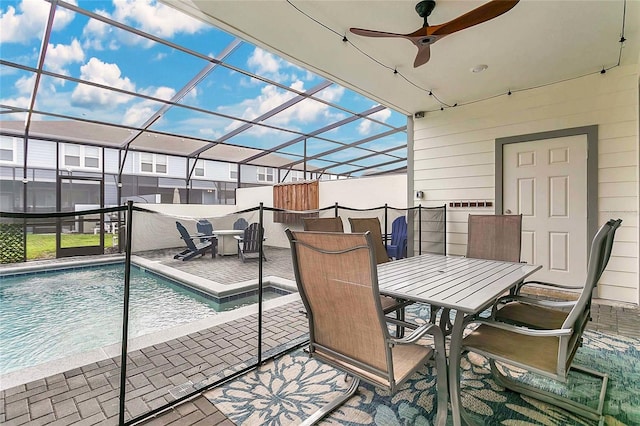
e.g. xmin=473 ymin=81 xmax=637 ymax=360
xmin=0 ymin=0 xmax=408 ymax=177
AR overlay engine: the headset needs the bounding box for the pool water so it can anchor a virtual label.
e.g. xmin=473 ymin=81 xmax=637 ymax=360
xmin=0 ymin=263 xmax=283 ymax=374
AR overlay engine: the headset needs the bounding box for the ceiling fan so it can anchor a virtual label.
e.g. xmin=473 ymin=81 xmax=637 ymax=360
xmin=350 ymin=0 xmax=520 ymax=68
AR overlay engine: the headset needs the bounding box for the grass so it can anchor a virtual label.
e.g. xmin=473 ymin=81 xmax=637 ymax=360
xmin=27 ymin=233 xmax=116 ymax=260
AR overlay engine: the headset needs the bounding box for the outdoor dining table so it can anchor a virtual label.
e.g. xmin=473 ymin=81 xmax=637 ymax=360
xmin=377 ymin=253 xmax=541 ymax=426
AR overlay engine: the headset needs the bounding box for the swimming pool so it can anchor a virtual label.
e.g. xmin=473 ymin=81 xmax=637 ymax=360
xmin=0 ymin=262 xmax=287 ymax=374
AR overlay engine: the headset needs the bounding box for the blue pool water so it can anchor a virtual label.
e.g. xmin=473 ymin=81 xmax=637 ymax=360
xmin=0 ymin=263 xmax=284 ymax=374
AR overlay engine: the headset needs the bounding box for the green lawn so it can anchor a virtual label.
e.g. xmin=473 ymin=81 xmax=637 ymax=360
xmin=27 ymin=233 xmax=115 ymax=260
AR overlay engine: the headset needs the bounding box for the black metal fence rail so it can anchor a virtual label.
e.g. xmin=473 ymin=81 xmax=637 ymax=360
xmin=0 ymin=203 xmax=446 ymax=425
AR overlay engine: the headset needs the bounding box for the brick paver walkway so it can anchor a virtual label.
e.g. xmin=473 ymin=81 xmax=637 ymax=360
xmin=0 ymin=300 xmax=308 ymax=425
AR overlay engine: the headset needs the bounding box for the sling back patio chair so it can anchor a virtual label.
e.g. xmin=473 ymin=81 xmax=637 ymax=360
xmin=286 ymin=230 xmax=448 ymax=426
xmin=460 ymin=219 xmax=616 ymax=425
xmin=431 ymin=213 xmax=524 ymax=331
xmin=385 ymin=216 xmax=407 ymax=260
xmin=466 ymin=214 xmax=523 ymax=262
xmin=234 ymin=222 xmax=266 ymax=262
xmin=349 ymin=216 xmax=412 ymax=335
xmin=302 ymin=215 xmax=405 ymax=331
xmin=303 ymin=216 xmax=344 ymax=232
xmin=174 ymin=221 xmax=217 ymax=261
xmin=493 ymin=218 xmax=622 ymax=330
xmin=348 ymin=217 xmax=391 ymax=264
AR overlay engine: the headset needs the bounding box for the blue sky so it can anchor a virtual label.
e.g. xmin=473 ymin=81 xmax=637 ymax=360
xmin=0 ymin=0 xmax=407 ymax=175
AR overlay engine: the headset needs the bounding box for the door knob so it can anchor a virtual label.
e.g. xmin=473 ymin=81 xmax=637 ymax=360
xmin=505 ymin=209 xmax=512 ymax=214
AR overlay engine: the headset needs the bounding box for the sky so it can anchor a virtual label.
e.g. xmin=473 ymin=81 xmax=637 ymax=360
xmin=0 ymin=0 xmax=408 ymax=175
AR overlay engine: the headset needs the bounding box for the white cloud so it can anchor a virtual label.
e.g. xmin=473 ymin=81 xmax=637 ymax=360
xmin=71 ymin=57 xmax=135 ymax=107
xmin=0 ymin=0 xmax=76 ymax=44
xmin=357 ymin=107 xmax=391 ymax=135
xmin=15 ymin=74 xmax=36 ymax=95
xmin=114 ymin=0 xmax=207 ymax=38
xmin=122 ymin=86 xmax=176 ymax=126
xmin=46 ymin=39 xmax=85 ymax=75
xmin=248 ymin=48 xmax=281 ymax=75
xmin=1 ymin=73 xmax=60 ymax=111
xmin=81 ymin=0 xmax=207 ymax=50
xmin=219 ymin=80 xmax=345 ymax=137
xmin=81 ymin=9 xmax=112 ymax=51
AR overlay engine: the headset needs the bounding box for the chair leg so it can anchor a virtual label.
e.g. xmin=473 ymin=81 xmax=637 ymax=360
xmin=299 ymin=376 xmax=360 ymax=426
xmin=489 ymin=360 xmax=608 ymax=425
xmin=395 ymin=307 xmax=405 ymax=338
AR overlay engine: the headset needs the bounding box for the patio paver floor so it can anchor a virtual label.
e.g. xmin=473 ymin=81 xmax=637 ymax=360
xmin=1 ymin=247 xmax=638 ymax=425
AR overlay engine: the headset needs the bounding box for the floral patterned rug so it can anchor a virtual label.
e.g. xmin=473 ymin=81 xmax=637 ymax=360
xmin=205 ymin=328 xmax=640 ymax=425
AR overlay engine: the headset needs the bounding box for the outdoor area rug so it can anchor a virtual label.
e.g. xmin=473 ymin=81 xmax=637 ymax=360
xmin=205 ymin=329 xmax=640 ymax=426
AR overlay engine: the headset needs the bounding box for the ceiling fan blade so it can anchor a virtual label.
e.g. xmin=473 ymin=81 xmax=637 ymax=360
xmin=349 ymin=27 xmax=409 ymax=39
xmin=430 ymin=0 xmax=520 ymax=36
xmin=413 ymin=45 xmax=431 ymax=68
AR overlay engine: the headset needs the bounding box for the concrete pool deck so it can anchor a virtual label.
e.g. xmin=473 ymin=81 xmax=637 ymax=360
xmin=1 ymin=247 xmax=639 ymax=425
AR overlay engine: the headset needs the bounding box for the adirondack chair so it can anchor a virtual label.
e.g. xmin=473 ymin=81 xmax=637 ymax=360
xmin=233 ymin=217 xmax=248 ymax=230
xmin=234 ymin=222 xmax=267 ymax=262
xmin=385 ymin=216 xmax=407 ymax=260
xmin=174 ymin=221 xmax=216 ymax=261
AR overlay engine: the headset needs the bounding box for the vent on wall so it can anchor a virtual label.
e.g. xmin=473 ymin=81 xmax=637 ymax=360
xmin=448 ymin=201 xmax=493 ymax=208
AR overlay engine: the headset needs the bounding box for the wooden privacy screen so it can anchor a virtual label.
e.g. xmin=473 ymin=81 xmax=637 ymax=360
xmin=273 ymin=180 xmax=319 ymax=224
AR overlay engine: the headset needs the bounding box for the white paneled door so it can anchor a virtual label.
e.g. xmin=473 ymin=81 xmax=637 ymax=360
xmin=503 ymin=135 xmax=588 ymax=286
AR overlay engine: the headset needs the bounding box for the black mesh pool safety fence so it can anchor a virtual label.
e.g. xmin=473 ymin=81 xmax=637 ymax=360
xmin=0 ymin=202 xmax=445 ymax=425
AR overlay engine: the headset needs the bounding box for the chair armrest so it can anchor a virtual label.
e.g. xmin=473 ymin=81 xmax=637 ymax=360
xmin=517 ymin=280 xmax=583 ymax=293
xmin=233 ymin=236 xmax=243 ymax=241
xmin=495 ymin=295 xmax=577 ymax=309
xmin=469 ymin=318 xmax=573 ymax=337
xmin=390 ymin=322 xmax=442 ymax=345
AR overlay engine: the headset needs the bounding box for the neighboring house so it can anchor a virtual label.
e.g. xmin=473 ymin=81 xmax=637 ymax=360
xmin=0 ymin=136 xmax=333 ymax=209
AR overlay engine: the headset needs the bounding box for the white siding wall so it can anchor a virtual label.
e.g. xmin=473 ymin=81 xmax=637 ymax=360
xmin=412 ymin=64 xmax=639 ymax=304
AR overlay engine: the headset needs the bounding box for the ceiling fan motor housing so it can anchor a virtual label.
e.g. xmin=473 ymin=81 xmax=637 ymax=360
xmin=416 ymin=0 xmax=437 ymax=27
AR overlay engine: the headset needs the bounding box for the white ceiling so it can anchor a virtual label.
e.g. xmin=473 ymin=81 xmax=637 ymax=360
xmin=163 ymin=0 xmax=639 ymax=116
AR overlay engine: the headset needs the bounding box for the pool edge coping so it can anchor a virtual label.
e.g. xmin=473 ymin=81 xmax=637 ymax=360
xmin=0 ymin=292 xmax=302 ymax=391
xmin=0 ymin=256 xmax=301 ymax=391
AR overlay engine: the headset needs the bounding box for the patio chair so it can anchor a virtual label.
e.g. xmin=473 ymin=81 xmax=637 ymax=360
xmin=348 ymin=217 xmax=390 ymax=264
xmin=285 ymin=229 xmax=448 ymax=426
xmin=466 ymin=214 xmax=522 ymax=262
xmin=233 ymin=217 xmax=248 ymax=230
xmin=432 ymin=213 xmax=524 ymax=330
xmin=302 ymin=215 xmax=403 ymax=328
xmin=196 ymin=219 xmax=215 ymax=243
xmin=493 ymin=218 xmax=622 ymax=329
xmin=385 ymin=216 xmax=407 ymax=260
xmin=461 ymin=219 xmax=616 ymax=425
xmin=349 ymin=216 xmax=411 ymax=336
xmin=303 ymin=216 xmax=344 ymax=232
xmin=234 ymin=222 xmax=266 ymax=262
xmin=174 ymin=221 xmax=217 ymax=261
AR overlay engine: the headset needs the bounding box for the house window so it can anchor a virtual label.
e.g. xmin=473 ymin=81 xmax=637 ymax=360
xmin=290 ymin=170 xmax=305 ymax=182
xmin=257 ymin=166 xmax=274 ymax=183
xmin=0 ymin=137 xmax=17 ymax=163
xmin=194 ymin=160 xmax=205 ymax=177
xmin=62 ymin=144 xmax=100 ymax=169
xmin=229 ymin=164 xmax=238 ymax=180
xmin=64 ymin=144 xmax=81 ymax=167
xmin=140 ymin=153 xmax=167 ymax=174
xmin=84 ymin=146 xmax=100 ymax=168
